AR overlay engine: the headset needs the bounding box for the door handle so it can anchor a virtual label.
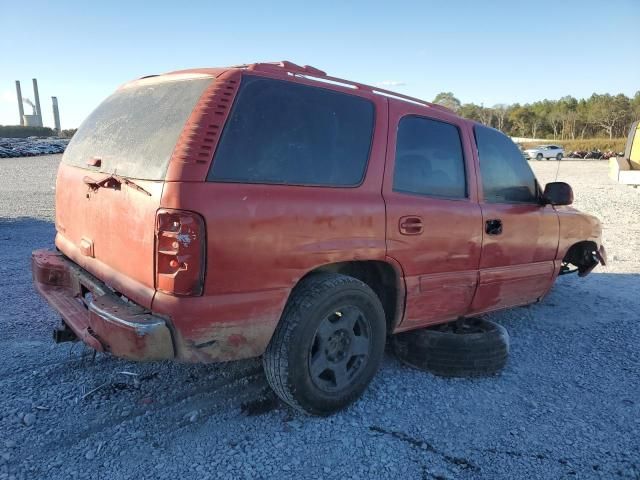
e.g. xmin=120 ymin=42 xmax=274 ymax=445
xmin=485 ymin=219 xmax=503 ymax=235
xmin=399 ymin=216 xmax=424 ymax=235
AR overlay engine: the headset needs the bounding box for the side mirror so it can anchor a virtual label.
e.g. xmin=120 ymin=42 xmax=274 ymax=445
xmin=543 ymin=182 xmax=573 ymax=206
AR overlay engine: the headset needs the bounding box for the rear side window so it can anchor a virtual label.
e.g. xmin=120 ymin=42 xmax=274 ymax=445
xmin=63 ymin=77 xmax=212 ymax=180
xmin=393 ymin=116 xmax=467 ymax=199
xmin=208 ymin=76 xmax=374 ymax=186
xmin=475 ymin=125 xmax=538 ymax=203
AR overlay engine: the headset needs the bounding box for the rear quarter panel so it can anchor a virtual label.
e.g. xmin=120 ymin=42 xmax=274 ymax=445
xmin=154 ymin=78 xmax=389 ymax=361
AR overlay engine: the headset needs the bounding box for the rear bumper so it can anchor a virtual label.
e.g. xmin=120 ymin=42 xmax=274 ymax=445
xmin=32 ymin=249 xmax=174 ymax=361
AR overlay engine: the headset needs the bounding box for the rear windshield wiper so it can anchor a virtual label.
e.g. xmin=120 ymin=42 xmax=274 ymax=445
xmin=83 ymin=174 xmax=152 ymax=196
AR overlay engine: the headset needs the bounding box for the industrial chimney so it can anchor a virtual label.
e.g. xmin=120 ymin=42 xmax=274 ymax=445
xmin=15 ymin=81 xmax=25 ymax=126
xmin=32 ymin=78 xmax=42 ymax=118
xmin=52 ymin=97 xmax=61 ymax=135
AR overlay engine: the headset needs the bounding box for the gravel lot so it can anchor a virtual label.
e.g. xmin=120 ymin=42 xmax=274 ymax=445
xmin=0 ymin=156 xmax=638 ymax=480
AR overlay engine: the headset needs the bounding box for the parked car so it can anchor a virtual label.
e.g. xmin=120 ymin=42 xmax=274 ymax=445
xmin=524 ymin=144 xmax=564 ymax=161
xmin=0 ymin=137 xmax=69 ymax=158
xmin=32 ymin=62 xmax=606 ymax=415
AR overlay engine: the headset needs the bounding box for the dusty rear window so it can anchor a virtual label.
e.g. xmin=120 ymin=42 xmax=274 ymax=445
xmin=62 ymin=77 xmax=212 ymax=180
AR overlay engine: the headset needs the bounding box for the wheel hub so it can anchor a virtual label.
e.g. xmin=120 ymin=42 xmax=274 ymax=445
xmin=308 ymin=306 xmax=371 ymax=392
xmin=326 ymin=329 xmax=351 ymax=362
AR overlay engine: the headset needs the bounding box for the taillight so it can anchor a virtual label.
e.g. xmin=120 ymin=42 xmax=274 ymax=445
xmin=155 ymin=209 xmax=206 ymax=296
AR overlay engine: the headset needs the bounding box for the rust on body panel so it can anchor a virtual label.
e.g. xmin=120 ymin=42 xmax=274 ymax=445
xmin=31 ymin=61 xmax=605 ymax=365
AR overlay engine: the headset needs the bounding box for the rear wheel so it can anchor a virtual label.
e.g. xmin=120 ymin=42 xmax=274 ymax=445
xmin=263 ymin=273 xmax=386 ymax=416
xmin=556 ymin=153 xmax=563 ymax=161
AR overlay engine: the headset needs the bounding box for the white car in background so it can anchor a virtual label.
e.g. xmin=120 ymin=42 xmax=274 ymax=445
xmin=523 ymin=144 xmax=564 ymax=161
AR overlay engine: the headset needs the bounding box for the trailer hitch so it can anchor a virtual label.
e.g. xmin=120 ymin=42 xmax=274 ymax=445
xmin=53 ymin=323 xmax=78 ymax=343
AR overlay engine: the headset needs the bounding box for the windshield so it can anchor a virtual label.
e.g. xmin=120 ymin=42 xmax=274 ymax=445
xmin=62 ymin=76 xmax=212 ymax=180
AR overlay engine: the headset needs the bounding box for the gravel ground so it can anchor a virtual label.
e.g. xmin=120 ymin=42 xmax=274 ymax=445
xmin=0 ymin=156 xmax=638 ymax=480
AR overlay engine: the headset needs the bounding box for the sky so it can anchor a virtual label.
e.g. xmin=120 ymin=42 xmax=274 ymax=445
xmin=1 ymin=0 xmax=638 ymax=129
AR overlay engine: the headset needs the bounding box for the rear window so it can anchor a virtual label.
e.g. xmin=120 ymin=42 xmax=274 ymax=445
xmin=208 ymin=76 xmax=374 ymax=186
xmin=62 ymin=76 xmax=212 ymax=180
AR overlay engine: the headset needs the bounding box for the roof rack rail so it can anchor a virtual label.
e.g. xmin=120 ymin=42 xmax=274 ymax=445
xmin=240 ymin=61 xmax=452 ymax=113
xmin=246 ymin=61 xmax=327 ymax=77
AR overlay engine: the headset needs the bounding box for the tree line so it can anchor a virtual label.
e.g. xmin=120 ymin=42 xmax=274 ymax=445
xmin=433 ymin=91 xmax=640 ymax=140
xmin=0 ymin=125 xmax=77 ymax=138
xmin=0 ymin=125 xmax=57 ymax=138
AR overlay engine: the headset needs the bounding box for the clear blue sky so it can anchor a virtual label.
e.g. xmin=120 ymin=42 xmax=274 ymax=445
xmin=1 ymin=0 xmax=638 ymax=129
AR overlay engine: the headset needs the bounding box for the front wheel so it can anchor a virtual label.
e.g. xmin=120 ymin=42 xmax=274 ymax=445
xmin=536 ymin=153 xmax=544 ymax=161
xmin=263 ymin=273 xmax=386 ymax=416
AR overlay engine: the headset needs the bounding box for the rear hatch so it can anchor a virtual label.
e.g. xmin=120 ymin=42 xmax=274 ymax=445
xmin=55 ymin=74 xmax=213 ymax=308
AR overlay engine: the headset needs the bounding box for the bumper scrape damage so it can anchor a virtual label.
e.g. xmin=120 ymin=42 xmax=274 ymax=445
xmin=32 ymin=249 xmax=174 ymax=361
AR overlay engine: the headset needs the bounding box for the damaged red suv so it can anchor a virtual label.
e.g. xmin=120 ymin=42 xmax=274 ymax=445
xmin=33 ymin=61 xmax=605 ymax=415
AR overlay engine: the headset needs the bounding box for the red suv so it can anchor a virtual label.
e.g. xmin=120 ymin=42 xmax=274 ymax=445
xmin=32 ymin=61 xmax=605 ymax=415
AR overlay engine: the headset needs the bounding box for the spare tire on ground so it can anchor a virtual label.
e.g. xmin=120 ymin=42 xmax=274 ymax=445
xmin=392 ymin=318 xmax=509 ymax=377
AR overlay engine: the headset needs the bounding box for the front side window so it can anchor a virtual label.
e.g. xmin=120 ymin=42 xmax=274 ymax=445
xmin=208 ymin=76 xmax=374 ymax=186
xmin=392 ymin=116 xmax=467 ymax=199
xmin=475 ymin=125 xmax=538 ymax=203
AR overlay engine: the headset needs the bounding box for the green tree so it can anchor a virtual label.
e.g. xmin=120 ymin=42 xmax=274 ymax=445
xmin=458 ymin=103 xmax=482 ymax=122
xmin=632 ymin=91 xmax=640 ymax=121
xmin=508 ymin=105 xmax=532 ymax=137
xmin=588 ymin=94 xmax=629 ymax=139
xmin=493 ymin=104 xmax=509 ymax=132
xmin=558 ymin=96 xmax=578 ymax=139
xmin=443 ymin=91 xmax=635 ymax=140
xmin=432 ymin=92 xmax=461 ymax=112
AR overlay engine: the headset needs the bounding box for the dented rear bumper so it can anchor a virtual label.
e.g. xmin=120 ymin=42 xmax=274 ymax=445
xmin=32 ymin=249 xmax=174 ymax=361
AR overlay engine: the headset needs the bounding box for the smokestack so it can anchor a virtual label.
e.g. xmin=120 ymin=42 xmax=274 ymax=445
xmin=52 ymin=97 xmax=61 ymax=134
xmin=15 ymin=81 xmax=25 ymax=126
xmin=32 ymin=78 xmax=42 ymax=118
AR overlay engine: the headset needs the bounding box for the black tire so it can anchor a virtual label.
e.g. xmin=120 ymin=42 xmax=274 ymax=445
xmin=263 ymin=273 xmax=386 ymax=416
xmin=556 ymin=153 xmax=563 ymax=161
xmin=536 ymin=153 xmax=544 ymax=161
xmin=393 ymin=318 xmax=509 ymax=377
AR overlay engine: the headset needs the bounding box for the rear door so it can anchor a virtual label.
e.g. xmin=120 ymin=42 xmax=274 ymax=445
xmin=469 ymin=125 xmax=559 ymax=314
xmin=383 ymin=103 xmax=483 ymax=330
xmin=55 ymin=74 xmax=214 ymax=308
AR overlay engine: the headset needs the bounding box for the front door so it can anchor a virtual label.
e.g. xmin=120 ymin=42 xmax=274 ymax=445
xmin=469 ymin=125 xmax=559 ymax=314
xmin=383 ymin=103 xmax=483 ymax=330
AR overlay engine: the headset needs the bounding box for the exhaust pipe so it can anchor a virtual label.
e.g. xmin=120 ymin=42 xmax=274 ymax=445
xmin=53 ymin=324 xmax=78 ymax=343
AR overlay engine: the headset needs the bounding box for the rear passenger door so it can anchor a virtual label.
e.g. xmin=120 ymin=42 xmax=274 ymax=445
xmin=469 ymin=125 xmax=559 ymax=314
xmin=383 ymin=103 xmax=483 ymax=330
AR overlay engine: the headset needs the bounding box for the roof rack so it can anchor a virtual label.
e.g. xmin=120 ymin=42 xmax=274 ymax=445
xmin=240 ymin=61 xmax=452 ymax=113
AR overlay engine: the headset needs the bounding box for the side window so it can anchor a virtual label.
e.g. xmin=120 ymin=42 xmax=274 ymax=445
xmin=393 ymin=116 xmax=467 ymax=199
xmin=475 ymin=125 xmax=538 ymax=203
xmin=208 ymin=76 xmax=374 ymax=186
